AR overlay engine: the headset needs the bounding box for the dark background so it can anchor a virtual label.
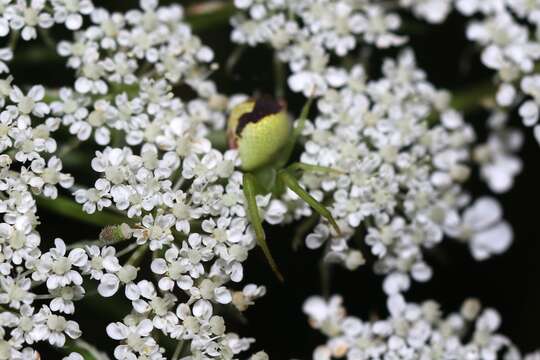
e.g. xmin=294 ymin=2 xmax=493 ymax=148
xmin=5 ymin=1 xmax=539 ymax=358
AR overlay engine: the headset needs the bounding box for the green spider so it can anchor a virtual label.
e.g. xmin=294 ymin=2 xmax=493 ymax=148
xmin=227 ymin=96 xmax=341 ymax=281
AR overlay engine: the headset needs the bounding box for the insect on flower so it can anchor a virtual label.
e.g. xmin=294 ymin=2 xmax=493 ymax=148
xmin=228 ymin=96 xmax=342 ymax=281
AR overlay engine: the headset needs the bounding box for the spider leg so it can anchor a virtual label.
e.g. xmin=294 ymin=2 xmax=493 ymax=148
xmin=277 ymin=169 xmax=341 ymax=235
xmin=292 ymin=94 xmax=315 ymax=140
xmin=242 ymin=173 xmax=284 ymax=282
xmin=287 ymin=162 xmax=344 ymax=176
xmin=274 ymin=95 xmax=316 ymax=169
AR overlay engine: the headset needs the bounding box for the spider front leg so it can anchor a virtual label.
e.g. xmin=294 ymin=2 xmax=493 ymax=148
xmin=242 ymin=173 xmax=284 ymax=282
xmin=277 ymin=169 xmax=341 ymax=235
xmin=286 ymin=162 xmax=344 ymax=176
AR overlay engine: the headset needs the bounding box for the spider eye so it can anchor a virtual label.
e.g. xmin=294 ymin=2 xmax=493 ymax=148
xmin=227 ymin=98 xmax=290 ymax=171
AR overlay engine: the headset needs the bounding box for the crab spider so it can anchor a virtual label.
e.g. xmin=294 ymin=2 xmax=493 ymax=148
xmin=227 ymin=96 xmax=341 ymax=281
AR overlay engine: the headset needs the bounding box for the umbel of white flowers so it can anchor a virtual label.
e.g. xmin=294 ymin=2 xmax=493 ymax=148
xmin=0 ymin=0 xmax=538 ymax=359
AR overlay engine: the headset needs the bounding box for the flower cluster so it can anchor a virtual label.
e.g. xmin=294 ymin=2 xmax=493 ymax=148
xmin=230 ymin=1 xmax=534 ymax=356
xmin=0 ymin=0 xmax=538 ymax=358
xmin=231 ymin=0 xmax=517 ymax=287
xmin=397 ymin=0 xmax=540 ymax=181
xmin=448 ymin=0 xmax=540 ymax=186
xmin=72 ymin=144 xmax=275 ymax=358
xmin=0 ymin=0 xmax=93 ymax=41
xmin=296 ymin=52 xmax=485 ymax=281
xmin=304 ymin=294 xmax=538 ymax=360
xmin=231 ymin=0 xmax=406 ymax=96
xmin=50 ymin=0 xmax=225 ymax=150
xmin=1 ymin=0 xmax=270 ymax=359
xmin=0 ymin=79 xmax=81 ymax=358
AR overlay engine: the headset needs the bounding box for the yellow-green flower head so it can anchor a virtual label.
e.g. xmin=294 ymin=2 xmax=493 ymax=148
xmin=228 ymin=98 xmax=290 ymax=171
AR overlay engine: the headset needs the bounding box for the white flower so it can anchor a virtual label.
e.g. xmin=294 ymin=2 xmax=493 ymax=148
xmin=182 ymin=150 xmax=226 ymax=187
xmin=0 ymin=47 xmax=12 ymax=74
xmin=475 ymin=120 xmax=523 ymax=193
xmin=306 ymin=224 xmax=330 ymax=250
xmin=73 ymin=179 xmax=112 ymax=214
xmin=445 ymin=197 xmax=513 ymax=260
xmin=133 ymin=213 xmax=175 ymax=251
xmin=495 ymin=83 xmax=516 ymax=107
xmin=50 ymin=88 xmax=91 ymax=140
xmin=31 ymin=305 xmax=81 ymax=347
xmin=519 ymin=100 xmax=538 ymax=127
xmin=231 ymin=284 xmax=266 ymax=312
xmin=151 ymin=245 xmax=195 ymax=292
xmin=361 ymin=6 xmax=406 ymax=48
xmin=5 ymin=0 xmax=54 ymax=41
xmin=51 ymin=0 xmax=93 ymax=30
xmin=382 ymin=272 xmax=411 ymax=295
xmin=125 ymin=280 xmax=178 ymax=332
xmin=96 ymin=263 xmax=137 ymax=298
xmin=304 ymin=293 xmax=520 ymax=359
xmin=33 ymin=238 xmax=88 ymax=289
xmin=0 ymin=276 xmax=35 ymax=308
xmin=63 ymin=353 xmax=84 ymax=360
xmin=49 ymin=285 xmax=85 ymax=314
xmin=400 ymin=0 xmax=452 ymax=23
xmin=29 ymin=156 xmax=74 ymax=198
xmin=8 ymin=85 xmax=49 ymax=120
xmin=303 ymin=295 xmax=344 ymax=336
xmin=88 ymin=245 xmax=119 ymax=272
xmin=106 ymin=319 xmax=164 ymax=360
xmin=163 ymin=190 xmax=202 ymax=234
xmin=97 ymin=273 xmax=120 ymax=297
xmin=455 ymin=0 xmax=505 ymax=15
xmin=176 ymin=299 xmax=215 ymax=339
xmin=264 ymin=199 xmax=287 ymax=225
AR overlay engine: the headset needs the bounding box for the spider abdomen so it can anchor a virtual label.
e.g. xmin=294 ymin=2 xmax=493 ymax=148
xmin=228 ymin=98 xmax=290 ymax=171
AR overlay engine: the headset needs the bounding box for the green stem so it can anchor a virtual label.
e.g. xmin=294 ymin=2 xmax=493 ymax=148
xmin=293 ymin=95 xmax=315 ymax=140
xmin=57 ymin=339 xmax=109 ymax=360
xmin=319 ymin=241 xmax=333 ymax=300
xmin=126 ymin=243 xmax=149 ymax=267
xmin=207 ymin=130 xmax=227 ymax=151
xmin=9 ymin=31 xmax=19 ymax=51
xmin=116 ymin=242 xmax=139 ymax=257
xmin=186 ymin=2 xmax=236 ymax=33
xmin=43 ymin=89 xmax=60 ymax=103
xmin=36 ymin=194 xmax=131 ymax=227
xmin=38 ymin=28 xmax=57 ymax=50
xmin=274 ymin=53 xmax=285 ymax=99
xmin=172 ymin=340 xmax=186 ymax=360
xmin=427 ymin=80 xmax=496 ymax=125
xmin=66 ymin=235 xmax=130 ymax=250
xmin=450 ymin=80 xmax=495 ymax=114
xmin=319 ymin=260 xmax=331 ymax=300
xmin=80 ymin=283 xmax=127 ymax=319
xmin=58 ymin=138 xmax=81 ymax=159
xmin=292 ymin=213 xmax=318 ymax=251
xmin=12 ymin=46 xmax=61 ymax=65
xmin=225 ymin=45 xmax=246 ymax=75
